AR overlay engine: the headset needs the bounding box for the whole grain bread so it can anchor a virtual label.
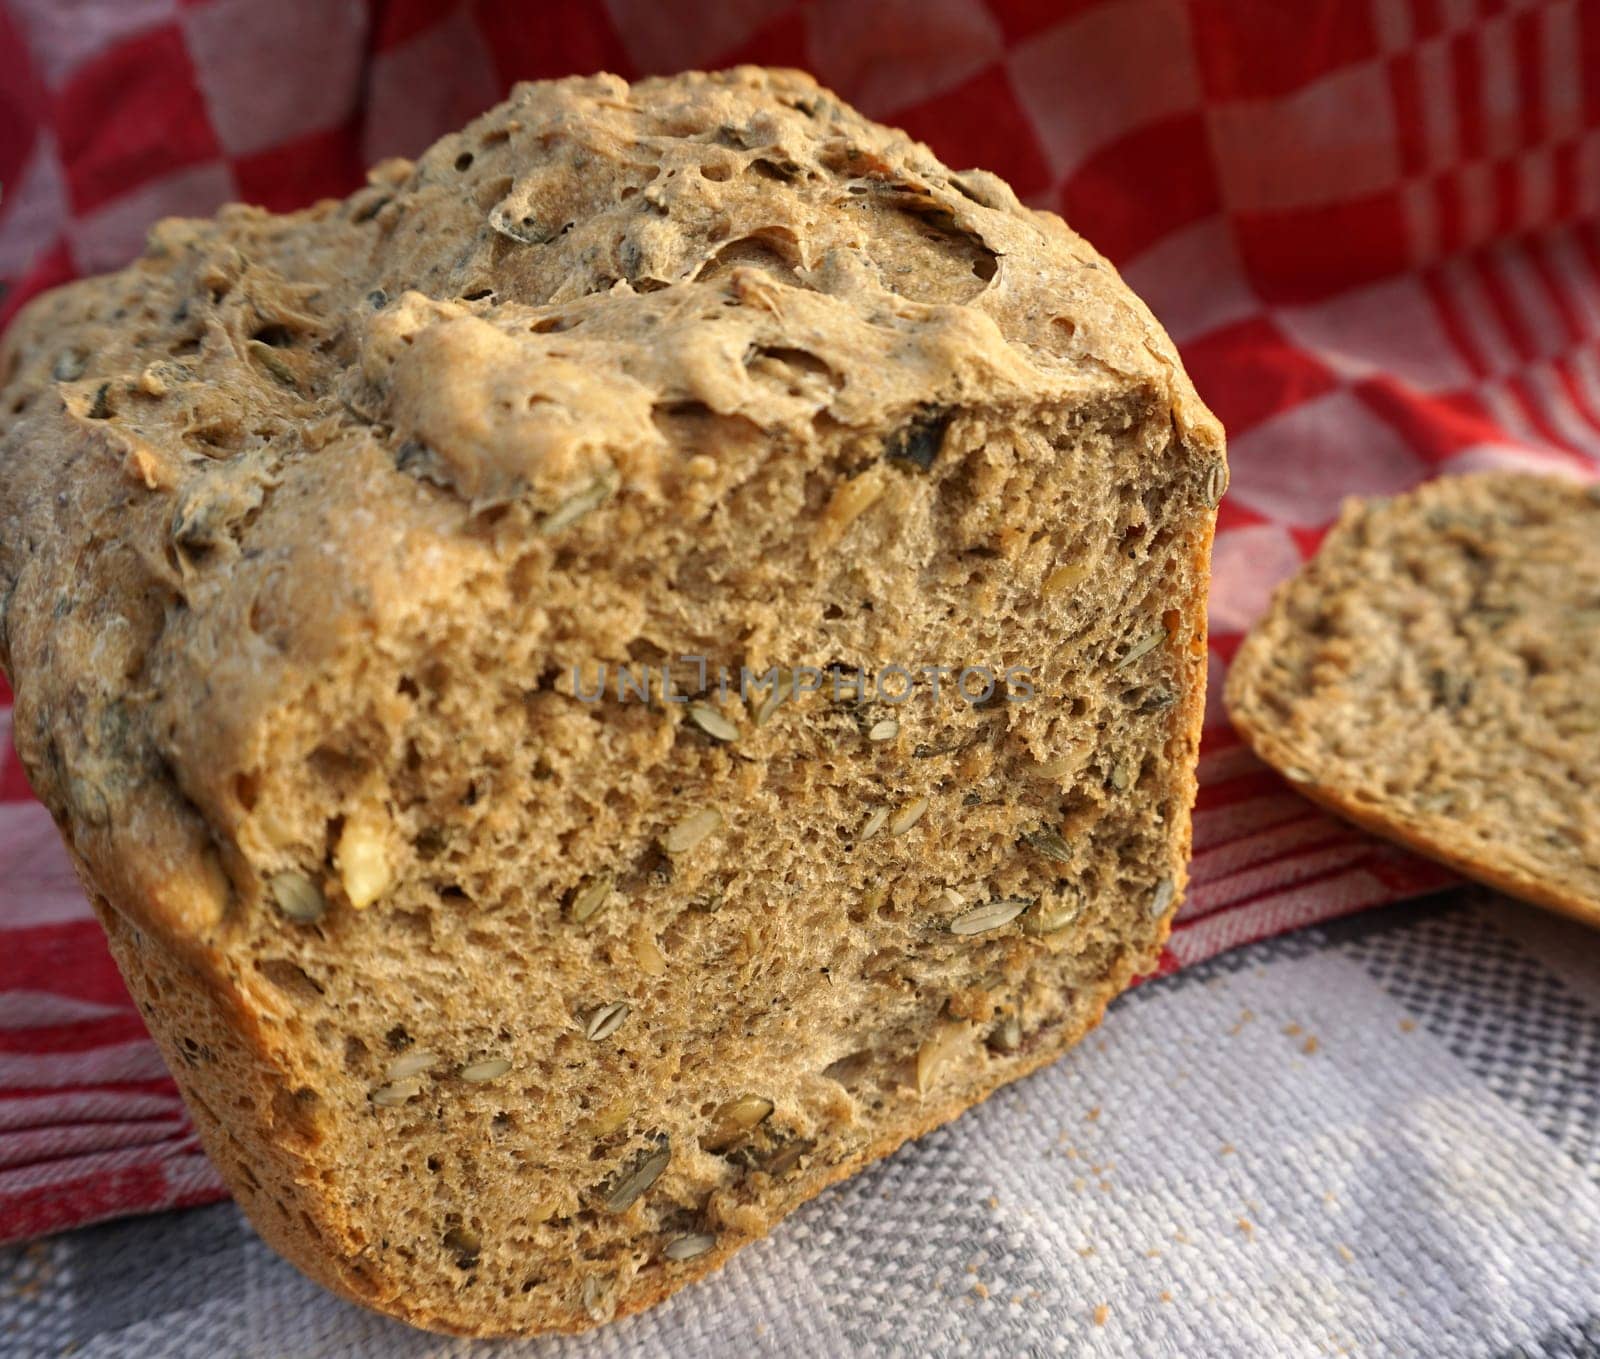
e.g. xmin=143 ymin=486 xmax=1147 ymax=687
xmin=1227 ymin=471 xmax=1600 ymax=927
xmin=0 ymin=68 xmax=1223 ymax=1335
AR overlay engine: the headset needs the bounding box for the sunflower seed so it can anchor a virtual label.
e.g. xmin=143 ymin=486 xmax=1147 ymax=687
xmin=570 ymin=874 xmax=614 ymax=924
xmin=888 ymin=796 xmax=929 ymax=836
xmin=51 ymin=350 xmax=87 ymax=383
xmin=268 ymin=870 xmax=325 ymax=923
xmin=703 ymin=1094 xmax=774 ymax=1151
xmin=988 ymin=1013 xmax=1023 ymax=1053
xmin=663 ymin=1232 xmax=716 ymax=1261
xmin=539 ymin=470 xmax=615 ymax=535
xmin=867 ymin=718 xmax=900 ymax=742
xmin=602 ymin=1140 xmax=671 ymax=1213
xmin=248 ymin=340 xmax=298 ymax=388
xmin=1116 ymin=628 xmax=1166 ymax=668
xmin=585 ymin=1002 xmax=631 ymax=1042
xmin=1042 ymin=557 xmax=1093 ymax=597
xmin=663 ymin=808 xmax=722 ymax=854
xmin=1024 ymin=891 xmax=1083 ymax=935
xmin=489 ymin=204 xmax=557 ymax=245
xmin=859 ymin=806 xmax=890 ymax=841
xmin=371 ymin=1076 xmax=423 ymax=1106
xmin=763 ymin=1139 xmax=813 ymax=1178
xmin=1203 ymin=461 xmax=1229 ymax=507
xmin=949 ymin=898 xmax=1030 ymax=935
xmin=915 ymin=1022 xmax=968 ymax=1095
xmin=1022 ymin=829 xmax=1072 ymax=864
xmin=459 ymin=1057 xmax=512 ymax=1083
xmin=1149 ymin=875 xmax=1176 ymax=919
xmin=442 ymin=1225 xmax=480 ymax=1267
xmin=749 ymin=669 xmax=793 ymax=727
xmin=688 ymin=702 xmax=740 ymax=742
xmin=581 ymin=1273 xmax=613 ymax=1320
xmin=386 ymin=1050 xmax=438 ymax=1080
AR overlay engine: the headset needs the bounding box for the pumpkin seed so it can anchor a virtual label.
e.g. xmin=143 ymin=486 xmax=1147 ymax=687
xmin=602 ymin=1139 xmax=671 ymax=1212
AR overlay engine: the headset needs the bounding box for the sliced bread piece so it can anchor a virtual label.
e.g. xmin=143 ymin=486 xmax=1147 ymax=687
xmin=0 ymin=68 xmax=1223 ymax=1335
xmin=1227 ymin=470 xmax=1600 ymax=926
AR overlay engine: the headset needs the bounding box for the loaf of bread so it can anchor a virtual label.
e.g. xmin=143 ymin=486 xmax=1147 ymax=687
xmin=1227 ymin=471 xmax=1599 ymax=927
xmin=0 ymin=68 xmax=1223 ymax=1335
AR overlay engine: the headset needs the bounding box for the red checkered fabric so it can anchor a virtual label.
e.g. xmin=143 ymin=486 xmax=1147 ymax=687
xmin=1 ymin=0 xmax=1594 ymax=1244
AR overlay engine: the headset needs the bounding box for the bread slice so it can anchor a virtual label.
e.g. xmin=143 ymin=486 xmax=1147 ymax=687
xmin=0 ymin=69 xmax=1223 ymax=1335
xmin=1227 ymin=471 xmax=1600 ymax=927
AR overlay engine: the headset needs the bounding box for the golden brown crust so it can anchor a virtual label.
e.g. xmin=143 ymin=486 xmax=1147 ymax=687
xmin=2 ymin=68 xmax=1221 ymax=1335
xmin=1226 ymin=471 xmax=1600 ymax=931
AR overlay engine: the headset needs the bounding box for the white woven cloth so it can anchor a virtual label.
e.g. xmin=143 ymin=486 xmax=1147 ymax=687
xmin=4 ymin=887 xmax=1598 ymax=1358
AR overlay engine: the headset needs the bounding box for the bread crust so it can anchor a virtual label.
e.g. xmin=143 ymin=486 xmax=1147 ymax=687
xmin=2 ymin=68 xmax=1222 ymax=1335
xmin=1226 ymin=471 xmax=1600 ymax=931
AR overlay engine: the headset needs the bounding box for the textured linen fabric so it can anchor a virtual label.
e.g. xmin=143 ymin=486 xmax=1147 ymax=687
xmin=0 ymin=0 xmax=1597 ymax=1351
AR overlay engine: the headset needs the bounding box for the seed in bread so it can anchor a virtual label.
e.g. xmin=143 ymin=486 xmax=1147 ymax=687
xmin=1226 ymin=470 xmax=1600 ymax=926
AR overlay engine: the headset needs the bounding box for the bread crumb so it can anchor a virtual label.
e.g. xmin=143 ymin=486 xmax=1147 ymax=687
xmin=1159 ymin=1291 xmax=1173 ymax=1304
xmin=966 ymin=1262 xmax=980 ymax=1275
xmin=1282 ymin=1022 xmax=1302 ymax=1036
xmin=1302 ymin=1035 xmax=1320 ymax=1055
xmin=1072 ymin=1177 xmax=1087 ymax=1192
xmin=987 ymin=1195 xmax=999 ymax=1210
xmin=1237 ymin=1217 xmax=1254 ymax=1237
xmin=1399 ymin=1018 xmax=1416 ymax=1033
xmin=1145 ymin=1248 xmax=1163 ymax=1259
xmin=1085 ymin=1106 xmax=1101 ymax=1122
xmin=1337 ymin=1244 xmax=1354 ymax=1263
xmin=1219 ymin=1143 xmax=1235 ymax=1156
xmin=1174 ymin=1230 xmax=1191 ymax=1244
xmin=973 ymin=1282 xmax=989 ymax=1300
xmin=1092 ymin=1304 xmax=1110 ymax=1327
xmin=1078 ymin=1246 xmax=1096 ymax=1258
xmin=1227 ymin=1008 xmax=1255 ymax=1035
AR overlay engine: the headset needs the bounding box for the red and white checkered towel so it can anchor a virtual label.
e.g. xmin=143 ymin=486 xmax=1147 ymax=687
xmin=1 ymin=0 xmax=1594 ymax=1247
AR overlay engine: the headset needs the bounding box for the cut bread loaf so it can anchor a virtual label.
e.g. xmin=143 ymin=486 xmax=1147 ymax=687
xmin=0 ymin=68 xmax=1223 ymax=1335
xmin=1227 ymin=471 xmax=1600 ymax=927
